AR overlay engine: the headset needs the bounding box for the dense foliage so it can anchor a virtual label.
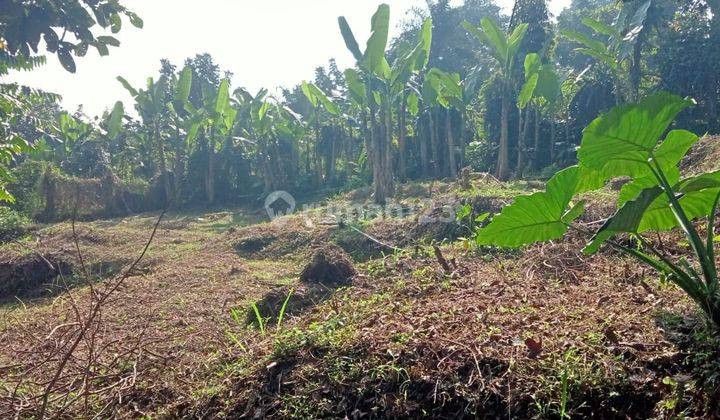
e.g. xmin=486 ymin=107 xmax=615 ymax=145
xmin=3 ymin=0 xmax=720 ymax=212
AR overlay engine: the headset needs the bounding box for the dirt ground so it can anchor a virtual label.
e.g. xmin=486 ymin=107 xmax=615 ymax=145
xmin=0 ymin=178 xmax=718 ymax=418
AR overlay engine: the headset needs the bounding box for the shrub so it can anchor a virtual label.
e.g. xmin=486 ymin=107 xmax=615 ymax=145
xmin=0 ymin=206 xmax=30 ymax=241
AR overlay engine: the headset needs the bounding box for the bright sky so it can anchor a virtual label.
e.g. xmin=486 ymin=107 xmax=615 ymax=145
xmin=8 ymin=0 xmax=570 ymax=117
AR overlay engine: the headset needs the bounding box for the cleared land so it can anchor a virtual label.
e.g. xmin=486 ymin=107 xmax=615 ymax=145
xmin=0 ymin=176 xmax=717 ymax=418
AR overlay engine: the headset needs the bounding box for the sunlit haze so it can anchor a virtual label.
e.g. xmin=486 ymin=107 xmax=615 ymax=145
xmin=8 ymin=0 xmax=570 ymax=116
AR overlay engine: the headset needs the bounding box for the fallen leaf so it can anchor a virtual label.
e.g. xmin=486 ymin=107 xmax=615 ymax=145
xmin=525 ymin=337 xmax=542 ymax=356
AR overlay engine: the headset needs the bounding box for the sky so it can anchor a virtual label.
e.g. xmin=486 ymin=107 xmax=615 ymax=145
xmin=8 ymin=0 xmax=571 ymax=117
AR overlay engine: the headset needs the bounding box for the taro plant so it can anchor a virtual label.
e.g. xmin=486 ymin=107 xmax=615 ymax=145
xmin=476 ymin=91 xmax=720 ymax=331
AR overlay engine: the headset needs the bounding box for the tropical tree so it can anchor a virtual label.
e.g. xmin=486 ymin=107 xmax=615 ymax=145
xmin=517 ymin=53 xmax=560 ymax=172
xmin=464 ymin=18 xmax=528 ymax=180
xmin=1 ymin=0 xmax=142 ymax=73
xmin=301 ymin=81 xmax=341 ymax=185
xmin=164 ymin=66 xmax=197 ymax=203
xmin=389 ymin=18 xmax=433 ymax=182
xmin=117 ymin=75 xmax=176 ymax=205
xmin=202 ymin=78 xmax=236 ymax=205
xmin=561 ymin=0 xmax=652 ymax=103
xmin=338 ymin=4 xmax=394 ymax=204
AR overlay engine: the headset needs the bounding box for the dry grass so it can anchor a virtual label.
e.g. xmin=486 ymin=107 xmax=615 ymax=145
xmin=0 ymin=179 xmax=718 ymax=418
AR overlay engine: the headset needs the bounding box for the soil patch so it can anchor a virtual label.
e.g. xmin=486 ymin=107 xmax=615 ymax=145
xmin=247 ymin=283 xmax=338 ymax=327
xmin=299 ymin=245 xmax=356 ymax=286
xmin=0 ymin=254 xmax=73 ymax=300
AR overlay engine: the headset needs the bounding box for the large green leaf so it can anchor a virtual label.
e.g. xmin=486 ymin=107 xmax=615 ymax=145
xmin=414 ymin=18 xmax=433 ymax=70
xmin=476 ymin=166 xmax=583 ymax=247
xmin=581 ymin=17 xmax=619 ymax=37
xmin=654 ymin=130 xmax=699 ymax=169
xmin=363 ymin=4 xmax=390 ymax=73
xmin=506 ymin=23 xmax=528 ymax=67
xmin=300 ymin=81 xmax=318 ymax=107
xmin=638 ymin=171 xmax=720 ymax=232
xmin=618 ymin=166 xmax=680 ymax=206
xmin=338 ymin=17 xmax=363 ymax=62
xmin=577 ymin=92 xmax=693 ymax=178
xmin=407 ymin=92 xmax=419 ymax=116
xmin=106 ymin=101 xmax=124 ymax=139
xmin=479 ymin=17 xmax=508 ymax=64
xmin=518 ymin=74 xmax=538 ymax=109
xmin=535 ymin=67 xmax=560 ymax=105
xmin=301 ymin=82 xmax=340 ymax=115
xmin=524 ymin=53 xmax=541 ymax=79
xmin=344 ymin=69 xmax=366 ymax=106
xmin=561 ymin=30 xmax=608 ymax=57
xmin=117 ymin=76 xmax=138 ymax=97
xmin=584 ymin=186 xmax=663 ymax=253
xmin=174 ymin=66 xmax=193 ymax=105
xmin=214 ymin=79 xmax=230 ymax=115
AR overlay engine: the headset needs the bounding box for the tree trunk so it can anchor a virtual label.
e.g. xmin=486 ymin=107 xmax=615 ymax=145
xmin=207 ymin=137 xmax=215 ymax=205
xmin=459 ymin=111 xmax=467 ymax=171
xmin=564 ymin=118 xmax=571 ymax=162
xmin=344 ymin=122 xmax=353 ymax=181
xmin=517 ymin=108 xmax=525 ymax=177
xmin=707 ymin=0 xmax=720 ymax=123
xmin=420 ymin=113 xmax=429 ymax=177
xmin=305 ymin=136 xmax=311 ymax=175
xmin=497 ymin=94 xmax=510 ymax=180
xmin=383 ymin=102 xmax=394 ymax=197
xmin=549 ymin=118 xmax=556 ymax=163
xmin=326 ymin=125 xmax=336 ymax=185
xmin=429 ymin=107 xmax=439 ymax=177
xmin=613 ymin=73 xmax=624 ymax=105
xmin=398 ymin=92 xmax=407 ymax=183
xmin=446 ymin=108 xmax=457 ymax=178
xmin=533 ymin=108 xmax=541 ymax=170
xmin=314 ymin=122 xmax=323 ymax=187
xmin=369 ymin=96 xmax=386 ymax=204
xmin=172 ymin=123 xmax=184 ymax=207
xmin=156 ymin=125 xmax=173 ymax=207
xmin=362 ymin=108 xmax=372 ymax=175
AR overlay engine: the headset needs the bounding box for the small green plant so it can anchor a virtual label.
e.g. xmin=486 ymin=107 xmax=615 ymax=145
xmin=250 ymin=302 xmax=266 ymax=335
xmin=276 ymin=289 xmax=294 ymax=331
xmin=456 ymin=203 xmax=489 ymax=247
xmin=477 ymin=92 xmax=720 ymax=332
xmin=559 ymin=357 xmax=570 ymax=419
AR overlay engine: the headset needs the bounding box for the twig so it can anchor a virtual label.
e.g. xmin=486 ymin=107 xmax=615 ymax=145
xmin=433 ymin=245 xmax=452 ymax=275
xmin=37 ymin=208 xmax=167 ymax=418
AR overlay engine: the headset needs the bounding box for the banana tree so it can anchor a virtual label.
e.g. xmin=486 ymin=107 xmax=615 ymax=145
xmin=561 ymin=0 xmax=651 ymax=104
xmin=425 ymin=68 xmax=481 ymax=178
xmin=477 ymin=92 xmax=720 ymax=332
xmin=517 ymin=53 xmax=560 ymax=173
xmin=164 ymin=65 xmax=197 ymax=205
xmin=301 ymin=81 xmax=341 ymax=185
xmin=338 ymin=3 xmax=393 ymax=204
xmin=421 ymin=73 xmax=442 ymax=177
xmin=389 ymin=18 xmax=433 ymax=182
xmin=117 ymin=75 xmax=175 ymax=205
xmin=202 ymin=79 xmax=236 ymax=205
xmin=49 ymin=112 xmax=95 ymax=169
xmin=464 ymin=18 xmax=528 ymax=180
xmin=344 ymin=68 xmax=371 ymax=177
